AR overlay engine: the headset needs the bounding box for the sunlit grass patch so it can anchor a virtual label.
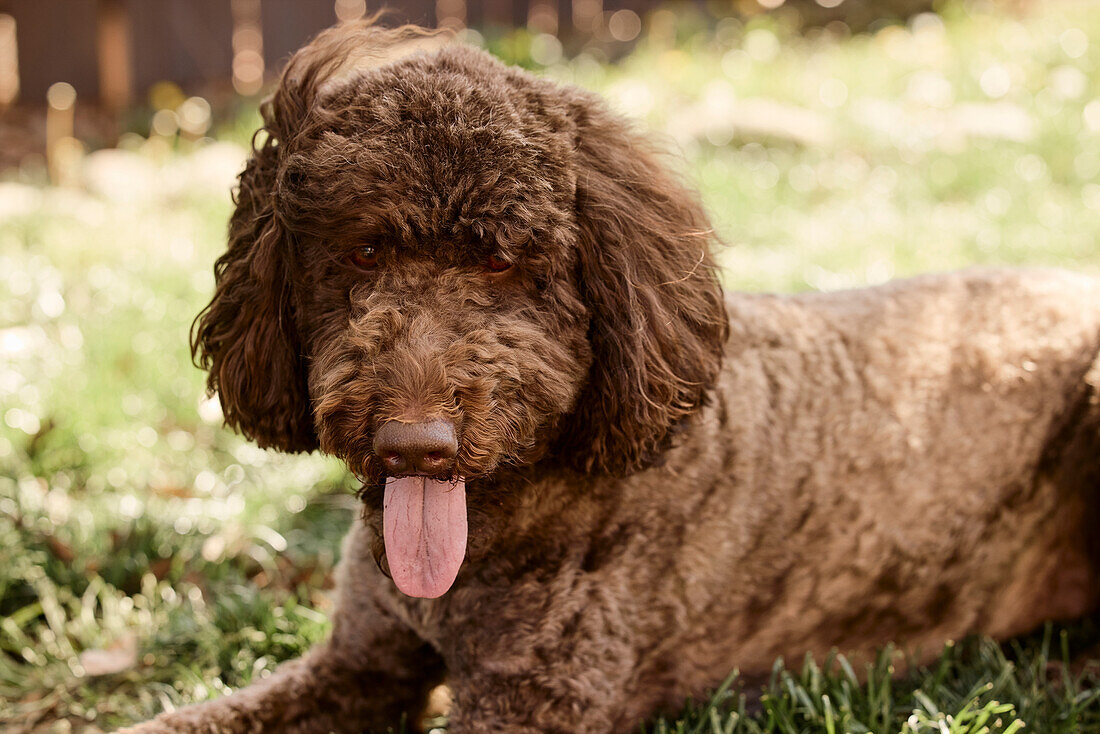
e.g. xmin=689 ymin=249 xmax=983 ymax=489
xmin=532 ymin=0 xmax=1100 ymax=293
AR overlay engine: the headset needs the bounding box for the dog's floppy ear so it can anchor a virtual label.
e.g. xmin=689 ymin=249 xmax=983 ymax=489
xmin=190 ymin=129 xmax=318 ymax=453
xmin=190 ymin=29 xmax=330 ymax=454
xmin=562 ymin=100 xmax=729 ymax=476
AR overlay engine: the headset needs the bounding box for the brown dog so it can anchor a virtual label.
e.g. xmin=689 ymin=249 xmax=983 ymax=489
xmin=126 ymin=20 xmax=1100 ymax=733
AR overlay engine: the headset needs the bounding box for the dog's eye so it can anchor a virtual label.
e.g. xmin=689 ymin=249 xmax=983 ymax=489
xmin=348 ymin=246 xmax=379 ymax=270
xmin=485 ymin=254 xmax=513 ymax=273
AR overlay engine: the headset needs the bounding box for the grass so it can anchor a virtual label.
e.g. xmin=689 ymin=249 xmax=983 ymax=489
xmin=3 ymin=1 xmax=1100 ymax=731
xmin=644 ymin=627 xmax=1100 ymax=733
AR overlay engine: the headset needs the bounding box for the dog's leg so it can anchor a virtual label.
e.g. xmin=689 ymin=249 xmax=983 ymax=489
xmin=440 ymin=595 xmax=640 ymax=734
xmin=123 ymin=525 xmax=445 ymax=733
xmin=125 ymin=631 xmax=441 ymax=733
xmin=122 ymin=613 xmax=443 ymax=734
xmin=444 ymin=667 xmax=631 ymax=734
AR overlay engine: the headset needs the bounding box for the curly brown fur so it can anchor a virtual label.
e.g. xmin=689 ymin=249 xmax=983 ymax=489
xmin=132 ymin=19 xmax=1100 ymax=734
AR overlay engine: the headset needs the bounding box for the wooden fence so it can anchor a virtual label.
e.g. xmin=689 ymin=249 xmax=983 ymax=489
xmin=0 ymin=0 xmax=657 ymax=108
xmin=0 ymin=0 xmax=947 ymax=110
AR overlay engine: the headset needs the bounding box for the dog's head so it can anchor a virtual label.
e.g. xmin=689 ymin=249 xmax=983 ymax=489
xmin=192 ymin=21 xmax=728 ymax=596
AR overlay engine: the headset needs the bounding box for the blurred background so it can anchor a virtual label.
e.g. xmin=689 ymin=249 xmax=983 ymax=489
xmin=2 ymin=1 xmax=1099 ymax=732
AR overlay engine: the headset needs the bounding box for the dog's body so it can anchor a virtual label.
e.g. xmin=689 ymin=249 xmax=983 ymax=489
xmin=128 ymin=22 xmax=1100 ymax=734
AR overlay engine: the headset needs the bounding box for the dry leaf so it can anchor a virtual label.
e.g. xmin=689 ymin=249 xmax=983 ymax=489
xmin=45 ymin=535 xmax=75 ymax=563
xmin=79 ymin=633 xmax=137 ymax=676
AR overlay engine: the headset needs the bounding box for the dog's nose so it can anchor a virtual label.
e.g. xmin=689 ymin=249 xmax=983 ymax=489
xmin=373 ymin=419 xmax=458 ymax=475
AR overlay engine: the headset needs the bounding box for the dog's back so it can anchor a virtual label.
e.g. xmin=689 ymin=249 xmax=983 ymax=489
xmin=627 ymin=267 xmax=1100 ymax=699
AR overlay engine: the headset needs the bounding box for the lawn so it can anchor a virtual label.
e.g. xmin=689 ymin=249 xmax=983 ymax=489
xmin=3 ymin=1 xmax=1100 ymax=731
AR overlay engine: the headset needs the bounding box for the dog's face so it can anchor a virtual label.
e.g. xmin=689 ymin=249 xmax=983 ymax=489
xmin=192 ymin=23 xmax=728 ymax=596
xmin=282 ymin=60 xmax=591 ymax=485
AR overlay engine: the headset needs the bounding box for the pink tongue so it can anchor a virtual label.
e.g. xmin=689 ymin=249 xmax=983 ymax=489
xmin=383 ymin=476 xmax=467 ymax=598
